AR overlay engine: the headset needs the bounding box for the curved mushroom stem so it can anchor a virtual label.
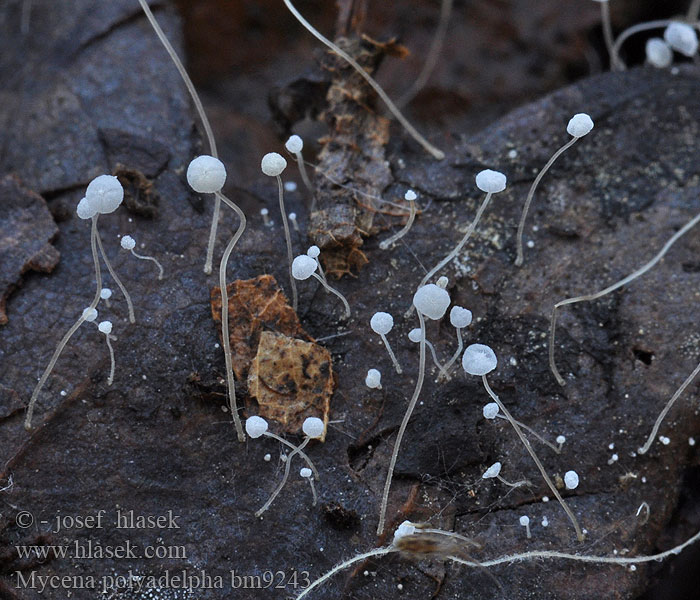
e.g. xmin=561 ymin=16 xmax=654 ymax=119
xmin=25 ymin=216 xmax=103 ymax=430
xmin=96 ymin=229 xmax=135 ymax=323
xmin=263 ymin=431 xmax=319 ymax=479
xmin=380 ymin=197 xmax=417 ymax=250
xmin=496 ymin=474 xmax=531 ymax=488
xmin=311 ymin=273 xmax=350 ymax=319
xmin=276 ymin=174 xmax=298 ymax=311
xmin=129 ymin=249 xmax=164 ymax=280
xmin=104 ymin=333 xmax=116 ymax=386
xmin=215 ymin=191 xmax=248 ymax=442
xmin=438 ymin=327 xmax=463 ymax=382
xmin=255 ymin=437 xmax=311 ymax=517
xmin=482 ymin=375 xmax=584 ymax=542
xmin=494 ymin=414 xmax=561 ymax=454
xmin=294 ymin=151 xmax=313 ymax=195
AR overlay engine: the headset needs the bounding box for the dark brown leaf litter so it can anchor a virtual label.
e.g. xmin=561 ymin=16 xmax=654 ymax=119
xmin=0 ymin=176 xmax=59 ymax=325
xmin=211 ymin=275 xmax=333 ymax=437
xmin=0 ymin=2 xmax=699 ymax=600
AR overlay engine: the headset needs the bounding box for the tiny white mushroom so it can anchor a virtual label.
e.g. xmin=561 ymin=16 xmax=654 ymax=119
xmin=285 ymin=135 xmax=313 ymax=194
xmin=302 ymin=416 xmax=325 ymax=439
xmin=379 ymin=189 xmax=418 ymax=250
xmin=292 ymin=254 xmax=350 ymax=318
xmin=646 ymin=38 xmax=673 ymax=68
xmin=483 ymin=402 xmax=499 ymax=419
xmin=370 ymin=312 xmax=402 ymax=373
xmin=482 ymin=462 xmax=502 ymax=479
xmin=86 ymin=175 xmax=124 ymax=214
xmin=519 ymin=515 xmax=531 ymax=538
xmin=438 ymin=306 xmax=473 ymax=381
xmin=97 ymin=320 xmax=115 ymax=385
xmin=187 ymin=155 xmax=226 ymax=194
xmin=245 ymin=415 xmax=269 ymax=439
xmin=82 ymin=307 xmax=98 ymax=322
xmin=564 ymin=470 xmax=580 ymax=490
xmin=365 ymin=368 xmax=382 ymax=389
xmin=664 ymin=21 xmax=699 ymax=57
xmin=120 ymin=235 xmax=164 ymax=279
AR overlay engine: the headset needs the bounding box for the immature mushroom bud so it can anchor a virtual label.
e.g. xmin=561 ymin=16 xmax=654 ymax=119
xmin=245 ymin=415 xmax=269 ymax=439
xmin=285 ymin=134 xmax=313 ymax=194
xmin=438 ymin=306 xmax=473 ymax=381
xmin=292 ymin=254 xmax=351 ymax=318
xmin=365 ymin=368 xmax=382 ymax=390
xmin=519 ymin=515 xmax=532 ymax=539
xmin=302 ymin=416 xmax=325 ymax=439
xmin=306 ymin=245 xmax=327 ymax=283
xmin=564 ymin=470 xmax=580 ymax=490
xmin=646 ymin=38 xmax=673 ymax=68
xmin=380 ymin=190 xmax=418 ymax=250
xmin=464 ymin=343 xmax=584 ymax=542
xmin=82 ymin=307 xmax=98 ymax=322
xmin=97 ymin=320 xmax=116 ymax=385
xmin=408 ymin=328 xmax=444 ymax=375
xmin=664 ymin=21 xmax=699 ymax=56
xmin=186 ymin=155 xmax=226 ymax=194
xmin=120 ymin=235 xmax=164 ymax=279
xmin=76 ymin=197 xmax=97 ymax=220
xmin=370 ymin=312 xmax=402 ymax=374
xmin=299 ymin=465 xmax=317 ymax=505
xmin=262 ymin=152 xmax=297 ymax=311
xmin=289 ymin=212 xmax=299 ymax=232
xmin=100 ymin=288 xmax=112 ymax=307
xmin=515 ymin=113 xmax=594 ymax=267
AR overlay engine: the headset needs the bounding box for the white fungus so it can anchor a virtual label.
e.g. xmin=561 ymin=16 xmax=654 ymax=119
xmin=76 ymin=197 xmax=97 ymax=220
xmin=82 ymin=307 xmax=98 ymax=322
xmin=483 ymin=402 xmax=499 ymax=419
xmin=307 ymin=245 xmax=321 ymax=259
xmin=97 ymin=320 xmax=112 ymax=335
xmin=120 ymin=235 xmax=136 ymax=251
xmin=292 ymin=255 xmax=318 ymax=280
xmin=300 ymin=467 xmax=312 ymax=479
xmin=285 ymin=135 xmax=304 ymax=154
xmin=566 ymin=113 xmax=594 ymax=138
xmin=100 ymin=288 xmax=112 ymax=300
xmin=482 ymin=462 xmax=502 ymax=479
xmin=284 ymin=181 xmax=298 ymax=192
xmin=408 ymin=328 xmax=422 ymax=343
xmin=450 ymin=306 xmax=472 ymax=329
xmin=475 ymin=169 xmax=507 ymax=194
xmin=659 ymin=436 xmax=671 ymax=446
xmin=564 ymin=470 xmax=580 ymax=490
xmin=261 ymin=152 xmax=287 ymax=177
xmin=245 ymin=416 xmax=269 ymax=439
xmin=664 ymin=22 xmax=699 ymax=57
xmin=646 ymin=38 xmax=673 ymax=68
xmin=412 ymin=284 xmax=450 ymax=320
xmin=556 ymin=435 xmax=566 ymax=445
xmin=405 ymin=190 xmax=417 ymax=201
xmin=86 ymin=175 xmax=124 ymax=214
xmin=187 ymin=155 xmax=227 ymax=193
xmin=370 ymin=312 xmax=394 ymax=336
xmin=462 ymin=344 xmax=498 ymax=376
xmin=365 ymin=368 xmax=382 ymax=389
xmin=519 ymin=515 xmax=531 ymax=538
xmin=302 ymin=416 xmax=325 ymax=439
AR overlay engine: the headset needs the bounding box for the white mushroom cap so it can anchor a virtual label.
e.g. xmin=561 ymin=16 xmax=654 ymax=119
xmin=299 ymin=467 xmax=312 ymax=479
xmin=475 ymin=169 xmax=507 ymax=194
xmin=564 ymin=470 xmax=580 ymax=490
xmin=482 ymin=462 xmax=502 ymax=479
xmin=646 ymin=38 xmax=673 ymax=68
xmin=412 ymin=284 xmax=450 ymax=320
xmin=186 ymin=155 xmax=227 ymax=194
xmin=302 ymin=416 xmax=325 ymax=438
xmin=519 ymin=515 xmax=530 ymax=526
xmin=566 ymin=113 xmax=594 ymax=138
xmin=370 ymin=312 xmax=394 ymax=335
xmin=245 ymin=415 xmax=269 ymax=438
xmin=664 ymin=21 xmax=699 ymax=57
xmin=120 ymin=235 xmax=136 ymax=250
xmin=556 ymin=435 xmax=566 ymax=445
xmin=100 ymin=288 xmax=112 ymax=300
xmin=82 ymin=307 xmax=98 ymax=322
xmin=289 ymin=212 xmax=297 ymax=220
xmin=365 ymin=368 xmax=382 ymax=389
xmin=462 ymin=343 xmax=497 ymax=376
xmin=261 ymin=152 xmax=287 ymax=177
xmin=285 ymin=135 xmax=304 ymax=154
xmin=307 ymin=245 xmax=321 ymax=259
xmin=392 ymin=520 xmax=417 ymax=545
xmin=450 ymin=306 xmax=472 ymax=329
xmin=482 ymin=402 xmax=499 ymax=419
xmin=408 ymin=328 xmax=422 ymax=343
xmin=404 ymin=189 xmax=417 ymax=201
xmin=76 ymin=197 xmax=98 ymax=220
xmin=98 ymin=320 xmax=113 ymax=335
xmin=86 ymin=175 xmax=124 ymax=214
xmin=292 ymin=255 xmax=318 ymax=280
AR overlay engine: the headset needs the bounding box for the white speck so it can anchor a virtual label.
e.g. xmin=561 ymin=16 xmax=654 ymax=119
xmin=542 ymin=496 xmax=549 ymax=502
xmin=509 ymin=357 xmax=518 ymax=366
xmin=263 ymin=453 xmax=271 ymax=462
xmin=608 ymin=443 xmax=615 ymax=450
xmin=671 ymin=66 xmax=680 ymax=75
xmin=556 ymin=435 xmax=566 ymax=445
xmin=659 ymin=436 xmax=671 ymax=445
xmin=526 ymin=240 xmax=535 ymax=248
xmin=690 ymin=437 xmax=696 ymax=446
xmin=142 ymin=375 xmax=147 ymax=380
xmin=397 ymin=583 xmax=404 ymax=591
xmin=629 ymin=565 xmax=637 ymax=572
xmin=214 ymin=343 xmax=220 ymax=349
xmin=532 ymin=225 xmax=539 ymax=232
xmin=541 ymin=516 xmax=549 ymax=527
xmin=284 ymin=181 xmax=298 ymax=192
xmin=60 ymin=390 xmax=67 ymax=397
xmin=281 ymin=454 xmax=288 ymax=463
xmin=363 ymin=571 xmax=369 ymax=577
xmin=508 ymin=149 xmax=518 ymax=159
xmin=641 ymin=476 xmax=647 ymax=483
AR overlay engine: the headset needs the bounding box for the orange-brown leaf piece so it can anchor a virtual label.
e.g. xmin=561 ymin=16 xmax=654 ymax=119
xmin=247 ymin=331 xmax=333 ymax=441
xmin=210 ymin=274 xmax=312 ymax=381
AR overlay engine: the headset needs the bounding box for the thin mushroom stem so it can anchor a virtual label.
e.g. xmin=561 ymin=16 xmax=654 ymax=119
xmin=255 ymin=437 xmax=311 ymax=516
xmin=215 ymin=191 xmax=247 ymax=442
xmin=310 ymin=273 xmax=350 ymax=319
xmin=482 ymin=375 xmax=584 ymax=542
xmin=496 ymin=474 xmax=531 ymax=488
xmin=294 ymin=151 xmax=314 ymax=194
xmin=282 ymin=0 xmax=445 ymax=160
xmin=438 ymin=327 xmax=463 ymax=382
xmin=378 ymin=311 xmax=427 ymax=535
xmin=129 ymin=249 xmax=164 ymax=280
xmin=599 ymin=0 xmax=617 ymax=69
xmin=26 ymin=216 xmax=103 ymax=430
xmin=397 ymin=0 xmax=453 ymax=107
xmin=136 ymin=0 xmax=221 ymax=275
xmin=425 ymin=338 xmax=445 ymax=376
xmin=104 ymin=334 xmax=116 ymax=386
xmin=549 ymin=210 xmax=700 ymax=386
xmin=495 ymin=414 xmax=561 ymax=454
xmin=307 ymin=476 xmax=318 ymax=506
xmin=96 ymin=229 xmax=135 ymax=324
xmin=276 ymin=174 xmax=298 ymax=311
xmin=638 ymin=360 xmax=700 ymax=454
xmin=515 ymin=137 xmax=578 ymax=267
xmin=263 ymin=431 xmax=319 ymax=479
xmin=380 ymin=333 xmax=402 ymax=374
xmin=379 ymin=197 xmax=417 ymax=250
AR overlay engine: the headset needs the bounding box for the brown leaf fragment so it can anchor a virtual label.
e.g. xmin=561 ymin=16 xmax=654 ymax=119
xmin=210 ymin=274 xmax=313 ymax=381
xmin=0 ymin=175 xmax=60 ymax=325
xmin=246 ymin=331 xmax=333 ymax=440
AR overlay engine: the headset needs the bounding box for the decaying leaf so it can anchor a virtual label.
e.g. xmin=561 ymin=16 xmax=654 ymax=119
xmin=247 ymin=331 xmax=333 ymax=440
xmin=210 ymin=274 xmax=312 ymax=381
